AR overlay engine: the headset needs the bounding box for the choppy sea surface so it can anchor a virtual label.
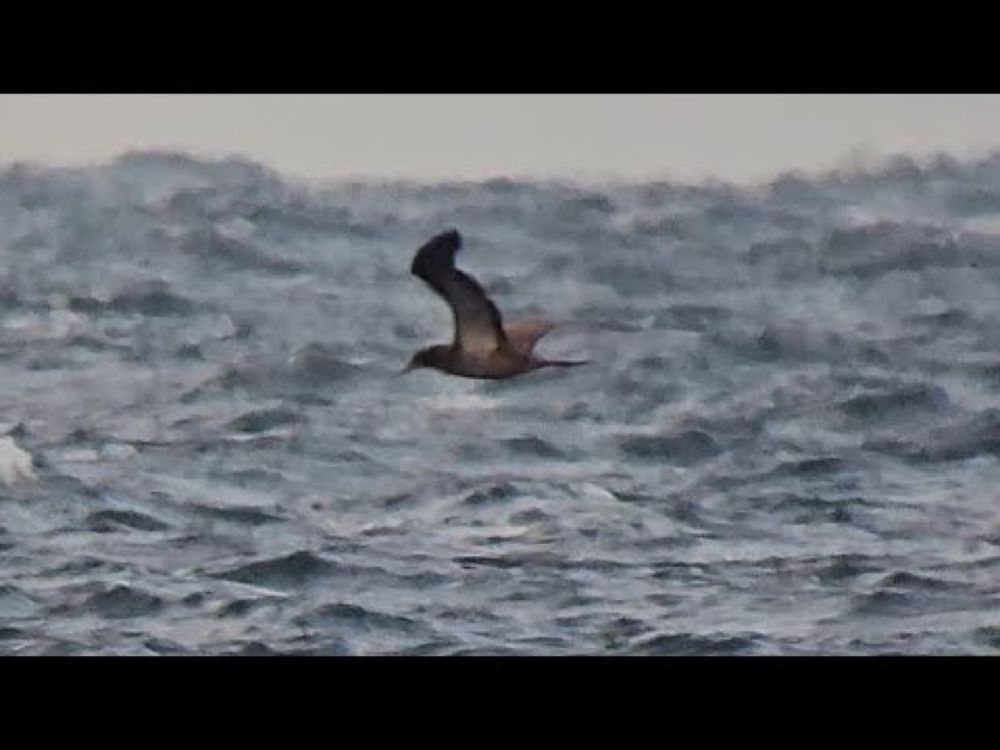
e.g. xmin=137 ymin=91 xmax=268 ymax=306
xmin=3 ymin=151 xmax=1000 ymax=655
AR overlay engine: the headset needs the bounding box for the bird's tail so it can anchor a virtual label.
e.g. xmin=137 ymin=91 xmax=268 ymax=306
xmin=538 ymin=358 xmax=589 ymax=369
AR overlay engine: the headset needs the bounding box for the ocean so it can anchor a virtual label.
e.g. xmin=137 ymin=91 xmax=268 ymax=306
xmin=2 ymin=150 xmax=1000 ymax=654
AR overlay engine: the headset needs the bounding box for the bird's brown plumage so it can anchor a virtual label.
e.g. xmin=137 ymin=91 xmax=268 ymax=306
xmin=406 ymin=229 xmax=586 ymax=379
xmin=503 ymin=319 xmax=558 ymax=356
xmin=410 ymin=229 xmax=506 ymax=356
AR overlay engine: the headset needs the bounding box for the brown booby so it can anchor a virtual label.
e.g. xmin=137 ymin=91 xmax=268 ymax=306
xmin=404 ymin=229 xmax=587 ymax=379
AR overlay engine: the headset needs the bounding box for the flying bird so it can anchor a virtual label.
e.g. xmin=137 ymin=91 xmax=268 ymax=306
xmin=404 ymin=229 xmax=587 ymax=379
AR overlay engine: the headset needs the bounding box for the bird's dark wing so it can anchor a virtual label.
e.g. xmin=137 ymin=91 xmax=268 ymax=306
xmin=411 ymin=230 xmax=507 ymax=355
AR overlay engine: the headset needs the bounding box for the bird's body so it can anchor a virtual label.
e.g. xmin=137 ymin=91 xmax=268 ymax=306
xmin=409 ymin=343 xmax=541 ymax=380
xmin=405 ymin=230 xmax=586 ymax=380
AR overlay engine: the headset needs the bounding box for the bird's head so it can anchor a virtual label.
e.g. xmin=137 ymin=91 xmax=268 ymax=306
xmin=402 ymin=345 xmax=449 ymax=374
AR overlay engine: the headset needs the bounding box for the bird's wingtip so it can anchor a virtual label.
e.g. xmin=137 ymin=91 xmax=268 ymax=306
xmin=411 ymin=228 xmax=464 ymax=277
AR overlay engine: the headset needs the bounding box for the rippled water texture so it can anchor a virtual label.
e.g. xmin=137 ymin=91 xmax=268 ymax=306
xmin=3 ymin=151 xmax=1000 ymax=654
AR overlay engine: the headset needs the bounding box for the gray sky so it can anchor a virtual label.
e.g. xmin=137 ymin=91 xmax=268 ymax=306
xmin=2 ymin=95 xmax=999 ymax=184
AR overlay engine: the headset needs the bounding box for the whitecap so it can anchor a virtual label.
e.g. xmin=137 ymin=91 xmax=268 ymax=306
xmin=0 ymin=436 xmax=36 ymax=485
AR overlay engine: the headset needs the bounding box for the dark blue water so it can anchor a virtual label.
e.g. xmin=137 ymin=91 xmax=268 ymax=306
xmin=2 ymin=151 xmax=1000 ymax=655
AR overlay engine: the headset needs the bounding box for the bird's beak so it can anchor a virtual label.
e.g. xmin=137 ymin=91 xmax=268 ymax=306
xmin=400 ymin=362 xmax=415 ymax=375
